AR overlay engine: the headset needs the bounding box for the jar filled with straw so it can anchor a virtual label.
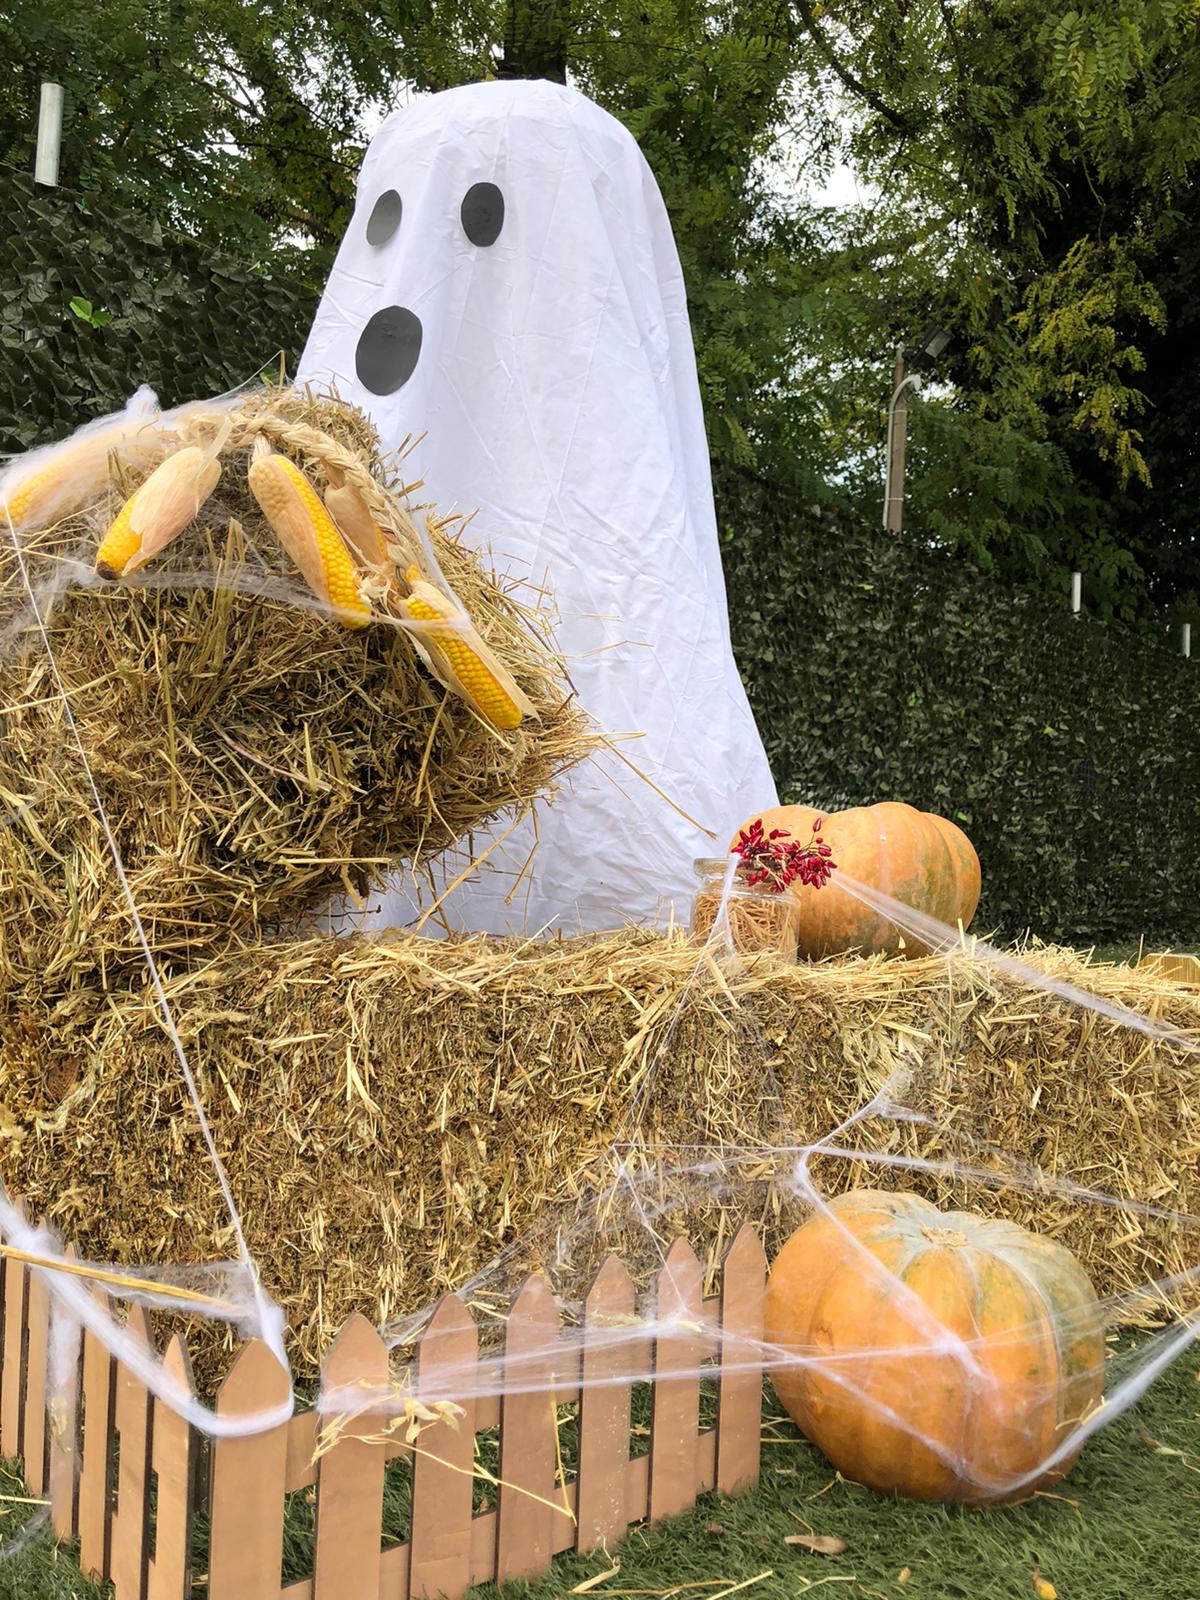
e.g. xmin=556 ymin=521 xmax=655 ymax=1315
xmin=690 ymin=816 xmax=837 ymax=958
xmin=691 ymin=857 xmax=802 ymax=955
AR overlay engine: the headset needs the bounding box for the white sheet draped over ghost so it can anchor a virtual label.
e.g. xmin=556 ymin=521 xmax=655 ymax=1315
xmin=299 ymin=79 xmax=778 ymax=935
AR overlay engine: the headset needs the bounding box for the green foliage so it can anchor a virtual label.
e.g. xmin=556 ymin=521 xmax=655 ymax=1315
xmin=717 ymin=466 xmax=1200 ymax=944
xmin=1011 ymin=237 xmax=1166 ymax=488
xmin=0 ymin=168 xmax=316 ymax=454
xmin=0 ymin=0 xmax=489 ymax=280
xmin=67 ymin=296 xmax=112 ymax=329
xmin=538 ymin=2 xmax=828 ymax=479
xmin=795 ymin=0 xmax=1200 ymax=614
xmin=859 ymin=399 xmax=1150 ymax=618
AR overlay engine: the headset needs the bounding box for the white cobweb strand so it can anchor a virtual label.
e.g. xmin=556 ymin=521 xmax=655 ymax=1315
xmin=833 ymin=870 xmax=1199 ymax=1051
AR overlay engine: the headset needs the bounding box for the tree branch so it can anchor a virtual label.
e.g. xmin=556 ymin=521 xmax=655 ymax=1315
xmin=790 ymin=0 xmax=914 ymax=134
xmin=936 ymin=0 xmax=967 ymax=86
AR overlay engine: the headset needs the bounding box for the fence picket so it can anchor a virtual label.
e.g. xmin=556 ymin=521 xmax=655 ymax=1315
xmin=285 ymin=1410 xmax=318 ymax=1492
xmin=715 ymin=1224 xmax=766 ymax=1495
xmin=78 ymin=1287 xmax=115 ymax=1581
xmin=496 ymin=1274 xmax=567 ymax=1583
xmin=648 ymin=1238 xmax=702 ymax=1523
xmin=110 ymin=1305 xmax=153 ymax=1600
xmin=147 ymin=1334 xmax=195 ymax=1600
xmin=1140 ymin=951 xmax=1200 ymax=984
xmin=48 ymin=1275 xmax=83 ymax=1539
xmin=409 ymin=1293 xmax=478 ymax=1600
xmin=208 ymin=1340 xmax=290 ymax=1599
xmin=0 ymin=1259 xmax=7 ymax=1457
xmin=576 ymin=1255 xmax=636 ymax=1554
xmin=313 ymin=1312 xmax=389 ymax=1599
xmin=0 ymin=1254 xmax=26 ymax=1460
xmin=23 ymin=1260 xmax=50 ymax=1493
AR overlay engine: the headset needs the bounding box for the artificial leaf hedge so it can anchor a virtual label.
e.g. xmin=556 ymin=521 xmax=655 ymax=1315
xmin=0 ymin=166 xmax=317 ymax=453
xmin=2 ymin=163 xmax=1194 ymax=944
xmin=716 ymin=467 xmax=1200 ymax=945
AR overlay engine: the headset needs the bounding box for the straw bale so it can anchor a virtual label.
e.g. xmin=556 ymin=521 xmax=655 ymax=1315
xmin=0 ymin=931 xmax=1195 ymax=1384
xmin=0 ymin=389 xmax=590 ymax=989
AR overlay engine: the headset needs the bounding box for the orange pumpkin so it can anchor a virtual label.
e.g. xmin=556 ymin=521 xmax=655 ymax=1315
xmin=732 ymin=801 xmax=980 ymax=958
xmin=764 ymin=1190 xmax=1106 ymax=1504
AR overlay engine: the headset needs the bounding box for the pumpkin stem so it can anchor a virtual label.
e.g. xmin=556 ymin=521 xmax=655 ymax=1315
xmin=921 ymin=1226 xmax=970 ymax=1248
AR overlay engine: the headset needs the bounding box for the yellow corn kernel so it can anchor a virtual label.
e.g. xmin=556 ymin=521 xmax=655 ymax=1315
xmin=323 ymin=477 xmax=391 ymax=570
xmin=401 ymin=567 xmax=525 ymax=730
xmin=2 ymin=425 xmax=143 ymax=532
xmin=1 ymin=460 xmax=67 ymax=531
xmin=95 ymin=497 xmax=141 ymax=579
xmin=95 ymin=445 xmax=222 ymax=579
xmin=248 ymin=446 xmax=372 ymax=629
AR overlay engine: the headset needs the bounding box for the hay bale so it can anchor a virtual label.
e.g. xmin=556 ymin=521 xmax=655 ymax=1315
xmin=0 ymin=931 xmax=1195 ymax=1383
xmin=0 ymin=390 xmax=589 ymax=988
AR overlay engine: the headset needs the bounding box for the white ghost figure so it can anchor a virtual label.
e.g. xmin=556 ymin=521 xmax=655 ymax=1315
xmin=298 ymin=79 xmax=778 ymax=935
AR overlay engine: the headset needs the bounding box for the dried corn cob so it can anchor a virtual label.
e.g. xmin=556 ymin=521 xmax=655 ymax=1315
xmin=401 ymin=564 xmax=533 ymax=731
xmin=95 ymin=442 xmax=223 ymax=579
xmin=1 ymin=401 xmax=161 ymax=533
xmin=247 ymin=440 xmax=372 ymax=629
xmin=323 ymin=475 xmax=391 ymax=570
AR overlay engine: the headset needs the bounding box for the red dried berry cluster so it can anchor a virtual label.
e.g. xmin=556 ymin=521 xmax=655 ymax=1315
xmin=732 ymin=816 xmax=837 ymax=894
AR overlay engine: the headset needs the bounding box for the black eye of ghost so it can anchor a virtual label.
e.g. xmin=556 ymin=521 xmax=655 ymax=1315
xmin=461 ymin=182 xmax=504 ymax=247
xmin=365 ymin=190 xmax=402 ymax=245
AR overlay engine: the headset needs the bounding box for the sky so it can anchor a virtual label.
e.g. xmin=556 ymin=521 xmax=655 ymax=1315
xmin=807 ymin=159 xmax=873 ymax=209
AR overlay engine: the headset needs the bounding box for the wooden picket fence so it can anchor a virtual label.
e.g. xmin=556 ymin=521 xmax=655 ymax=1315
xmin=1 ymin=1225 xmax=766 ymax=1599
xmin=1139 ymin=950 xmax=1200 ymax=985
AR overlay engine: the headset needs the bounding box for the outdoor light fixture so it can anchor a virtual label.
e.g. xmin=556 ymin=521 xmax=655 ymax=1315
xmin=903 ymin=323 xmax=953 ymax=370
xmin=882 ymin=323 xmax=953 ymax=533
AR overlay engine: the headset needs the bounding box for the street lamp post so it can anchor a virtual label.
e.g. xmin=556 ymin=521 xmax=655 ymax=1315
xmin=882 ymin=324 xmax=952 ymax=537
xmin=883 ymin=351 xmax=920 ymax=534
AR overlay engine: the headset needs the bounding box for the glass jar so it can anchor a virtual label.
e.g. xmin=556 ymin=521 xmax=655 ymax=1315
xmin=690 ymin=857 xmax=800 ymax=959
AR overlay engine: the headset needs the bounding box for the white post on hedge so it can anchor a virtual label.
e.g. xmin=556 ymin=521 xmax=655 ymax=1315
xmin=34 ymin=82 xmax=64 ymax=188
xmin=1183 ymin=622 xmax=1192 ymax=659
xmin=1070 ymin=572 xmax=1082 ymax=617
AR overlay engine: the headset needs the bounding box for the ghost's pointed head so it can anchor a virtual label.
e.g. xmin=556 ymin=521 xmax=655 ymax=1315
xmin=304 ymin=80 xmax=676 ymax=425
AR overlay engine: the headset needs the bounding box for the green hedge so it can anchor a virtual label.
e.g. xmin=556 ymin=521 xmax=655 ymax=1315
xmin=0 ymin=166 xmax=317 ymax=453
xmin=716 ymin=468 xmax=1200 ymax=945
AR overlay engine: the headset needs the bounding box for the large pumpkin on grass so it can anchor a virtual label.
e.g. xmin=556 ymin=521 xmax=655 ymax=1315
xmin=733 ymin=802 xmax=980 ymax=957
xmin=764 ymin=1190 xmax=1106 ymax=1505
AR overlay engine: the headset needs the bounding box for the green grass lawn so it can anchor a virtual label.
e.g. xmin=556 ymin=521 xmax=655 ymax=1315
xmin=1088 ymin=939 xmax=1197 ymax=966
xmin=2 ymin=1344 xmax=1197 ymax=1600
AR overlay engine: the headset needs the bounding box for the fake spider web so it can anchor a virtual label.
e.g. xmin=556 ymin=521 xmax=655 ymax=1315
xmin=0 ymin=387 xmax=1195 ymax=1544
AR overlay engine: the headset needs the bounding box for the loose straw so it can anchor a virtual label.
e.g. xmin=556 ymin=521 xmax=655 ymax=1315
xmin=0 ymin=1240 xmax=240 ymax=1316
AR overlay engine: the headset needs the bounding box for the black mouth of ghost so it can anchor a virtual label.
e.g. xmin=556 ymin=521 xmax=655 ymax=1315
xmin=355 ymin=306 xmax=423 ymax=395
